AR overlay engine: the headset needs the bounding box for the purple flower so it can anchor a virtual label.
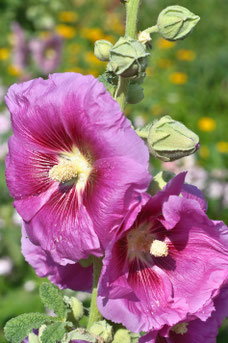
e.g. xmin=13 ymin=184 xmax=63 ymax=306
xmin=11 ymin=22 xmax=29 ymax=70
xmin=139 ymin=284 xmax=228 ymax=343
xmin=5 ymin=73 xmax=150 ymax=265
xmin=97 ymin=173 xmax=228 ymax=333
xmin=30 ymin=35 xmax=63 ymax=74
xmin=21 ymin=224 xmax=92 ymax=292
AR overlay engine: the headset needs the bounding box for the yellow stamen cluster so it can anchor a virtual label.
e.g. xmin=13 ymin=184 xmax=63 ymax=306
xmin=49 ymin=160 xmax=78 ymax=183
xmin=171 ymin=322 xmax=188 ymax=335
xmin=150 ymin=239 xmax=168 ymax=258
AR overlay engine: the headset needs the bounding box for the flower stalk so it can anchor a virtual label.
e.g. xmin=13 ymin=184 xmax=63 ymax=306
xmin=87 ymin=256 xmax=103 ymax=329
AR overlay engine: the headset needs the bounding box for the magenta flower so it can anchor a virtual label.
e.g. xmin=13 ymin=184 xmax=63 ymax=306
xmin=21 ymin=224 xmax=92 ymax=292
xmin=30 ymin=35 xmax=63 ymax=74
xmin=97 ymin=173 xmax=228 ymax=333
xmin=11 ymin=22 xmax=29 ymax=70
xmin=5 ymin=73 xmax=151 ymax=265
xmin=139 ymin=284 xmax=228 ymax=343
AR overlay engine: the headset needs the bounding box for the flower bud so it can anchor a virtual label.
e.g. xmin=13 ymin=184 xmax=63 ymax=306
xmin=147 ymin=115 xmax=199 ymax=162
xmin=108 ymin=36 xmax=149 ymax=78
xmin=157 ymin=5 xmax=200 ymax=41
xmin=89 ymin=320 xmax=113 ymax=343
xmin=127 ymin=83 xmax=144 ymax=104
xmin=94 ymin=40 xmax=113 ymax=61
xmin=71 ymin=297 xmax=84 ymax=321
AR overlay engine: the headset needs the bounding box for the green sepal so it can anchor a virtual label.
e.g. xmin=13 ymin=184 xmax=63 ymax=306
xmin=112 ymin=328 xmax=131 ymax=343
xmin=62 ymin=328 xmax=97 ymax=343
xmin=4 ymin=313 xmax=56 ymax=343
xmin=39 ymin=282 xmax=67 ymax=320
xmin=98 ymin=72 xmax=118 ymax=97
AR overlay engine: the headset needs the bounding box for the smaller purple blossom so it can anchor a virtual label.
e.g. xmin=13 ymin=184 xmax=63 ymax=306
xmin=30 ymin=34 xmax=63 ymax=74
xmin=11 ymin=23 xmax=29 ymax=70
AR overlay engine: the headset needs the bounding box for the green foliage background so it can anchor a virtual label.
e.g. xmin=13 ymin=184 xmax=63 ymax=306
xmin=0 ymin=0 xmax=228 ymax=342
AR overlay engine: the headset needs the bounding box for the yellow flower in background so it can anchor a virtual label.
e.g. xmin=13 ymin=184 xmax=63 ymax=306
xmin=84 ymin=51 xmax=103 ymax=66
xmin=86 ymin=68 xmax=99 ymax=77
xmin=156 ymin=38 xmax=176 ymax=49
xmin=64 ymin=67 xmax=84 ymax=73
xmin=176 ymin=49 xmax=196 ymax=61
xmin=146 ymin=67 xmax=154 ymax=77
xmin=58 ymin=11 xmax=78 ymax=23
xmin=150 ymin=104 xmax=163 ymax=116
xmin=199 ymin=145 xmax=210 ymax=159
xmin=198 ymin=117 xmax=216 ymax=132
xmin=0 ymin=48 xmax=10 ymax=60
xmin=158 ymin=58 xmax=172 ymax=69
xmin=67 ymin=43 xmax=81 ymax=55
xmin=216 ymin=141 xmax=228 ymax=153
xmin=8 ymin=65 xmax=23 ymax=77
xmin=169 ymin=72 xmax=188 ymax=85
xmin=105 ymin=14 xmax=124 ymax=35
xmin=56 ymin=25 xmax=76 ymax=39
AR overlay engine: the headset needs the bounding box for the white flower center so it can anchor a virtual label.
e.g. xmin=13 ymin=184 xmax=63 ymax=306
xmin=150 ymin=239 xmax=168 ymax=257
xmin=171 ymin=322 xmax=188 ymax=335
xmin=49 ymin=147 xmax=92 ymax=191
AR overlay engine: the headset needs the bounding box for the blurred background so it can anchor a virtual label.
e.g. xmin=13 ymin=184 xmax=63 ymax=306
xmin=0 ymin=0 xmax=228 ymax=342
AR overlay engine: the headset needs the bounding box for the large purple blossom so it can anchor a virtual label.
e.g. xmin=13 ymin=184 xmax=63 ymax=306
xmin=139 ymin=284 xmax=228 ymax=343
xmin=97 ymin=173 xmax=228 ymax=333
xmin=30 ymin=34 xmax=63 ymax=74
xmin=5 ymin=73 xmax=151 ymax=265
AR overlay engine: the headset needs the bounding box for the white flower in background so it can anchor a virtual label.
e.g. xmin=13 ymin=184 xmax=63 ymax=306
xmin=133 ymin=115 xmax=146 ymax=128
xmin=24 ymin=280 xmax=36 ymax=292
xmin=0 ymin=257 xmax=13 ymax=275
xmin=12 ymin=211 xmax=22 ymax=226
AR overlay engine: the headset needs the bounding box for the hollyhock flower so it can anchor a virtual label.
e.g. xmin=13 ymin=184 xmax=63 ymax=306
xmin=97 ymin=173 xmax=228 ymax=333
xmin=21 ymin=225 xmax=92 ymax=292
xmin=11 ymin=22 xmax=29 ymax=70
xmin=5 ymin=73 xmax=150 ymax=265
xmin=139 ymin=284 xmax=228 ymax=343
xmin=30 ymin=35 xmax=63 ymax=74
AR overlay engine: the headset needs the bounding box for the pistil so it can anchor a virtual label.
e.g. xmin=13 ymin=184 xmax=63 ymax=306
xmin=150 ymin=239 xmax=168 ymax=257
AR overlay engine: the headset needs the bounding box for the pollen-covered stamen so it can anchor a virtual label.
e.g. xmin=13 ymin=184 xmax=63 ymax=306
xmin=171 ymin=322 xmax=188 ymax=335
xmin=49 ymin=160 xmax=78 ymax=183
xmin=150 ymin=239 xmax=168 ymax=258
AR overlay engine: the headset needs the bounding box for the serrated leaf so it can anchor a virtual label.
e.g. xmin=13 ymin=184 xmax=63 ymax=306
xmin=40 ymin=322 xmax=66 ymax=343
xmin=39 ymin=283 xmax=67 ymax=320
xmin=4 ymin=313 xmax=54 ymax=343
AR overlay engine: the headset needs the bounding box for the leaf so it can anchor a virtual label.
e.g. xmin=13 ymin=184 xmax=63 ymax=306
xmin=40 ymin=322 xmax=66 ymax=343
xmin=39 ymin=282 xmax=67 ymax=320
xmin=4 ymin=313 xmax=54 ymax=343
xmin=62 ymin=328 xmax=97 ymax=343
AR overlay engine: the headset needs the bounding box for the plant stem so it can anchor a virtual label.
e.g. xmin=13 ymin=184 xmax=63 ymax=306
xmin=115 ymin=0 xmax=142 ymax=111
xmin=87 ymin=256 xmax=103 ymax=329
xmin=144 ymin=25 xmax=159 ymax=34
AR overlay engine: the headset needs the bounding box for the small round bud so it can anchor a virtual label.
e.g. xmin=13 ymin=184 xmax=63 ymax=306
xmin=89 ymin=320 xmax=113 ymax=343
xmin=113 ymin=329 xmax=131 ymax=343
xmin=147 ymin=115 xmax=199 ymax=162
xmin=71 ymin=297 xmax=84 ymax=321
xmin=108 ymin=36 xmax=149 ymax=78
xmin=157 ymin=5 xmax=200 ymax=41
xmin=94 ymin=40 xmax=113 ymax=61
xmin=127 ymin=83 xmax=144 ymax=104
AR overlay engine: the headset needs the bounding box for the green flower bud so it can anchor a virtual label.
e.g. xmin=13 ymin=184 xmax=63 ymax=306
xmin=127 ymin=83 xmax=144 ymax=104
xmin=149 ymin=171 xmax=175 ymax=195
xmin=147 ymin=115 xmax=199 ymax=162
xmin=71 ymin=297 xmax=84 ymax=321
xmin=94 ymin=40 xmax=113 ymax=62
xmin=108 ymin=36 xmax=149 ymax=78
xmin=112 ymin=329 xmax=131 ymax=343
xmin=89 ymin=320 xmax=113 ymax=343
xmin=157 ymin=5 xmax=200 ymax=41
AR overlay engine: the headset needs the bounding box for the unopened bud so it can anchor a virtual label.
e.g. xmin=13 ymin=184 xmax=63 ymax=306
xmin=157 ymin=5 xmax=200 ymax=41
xmin=89 ymin=320 xmax=113 ymax=343
xmin=94 ymin=40 xmax=113 ymax=61
xmin=147 ymin=115 xmax=199 ymax=162
xmin=127 ymin=83 xmax=144 ymax=104
xmin=71 ymin=297 xmax=84 ymax=321
xmin=108 ymin=36 xmax=149 ymax=78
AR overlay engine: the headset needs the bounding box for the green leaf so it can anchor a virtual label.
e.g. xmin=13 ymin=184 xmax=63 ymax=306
xmin=4 ymin=313 xmax=54 ymax=343
xmin=39 ymin=283 xmax=67 ymax=320
xmin=62 ymin=328 xmax=97 ymax=343
xmin=40 ymin=322 xmax=66 ymax=343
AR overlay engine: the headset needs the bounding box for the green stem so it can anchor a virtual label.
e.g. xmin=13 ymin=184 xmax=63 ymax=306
xmin=144 ymin=25 xmax=159 ymax=34
xmin=87 ymin=256 xmax=103 ymax=329
xmin=115 ymin=0 xmax=142 ymax=110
